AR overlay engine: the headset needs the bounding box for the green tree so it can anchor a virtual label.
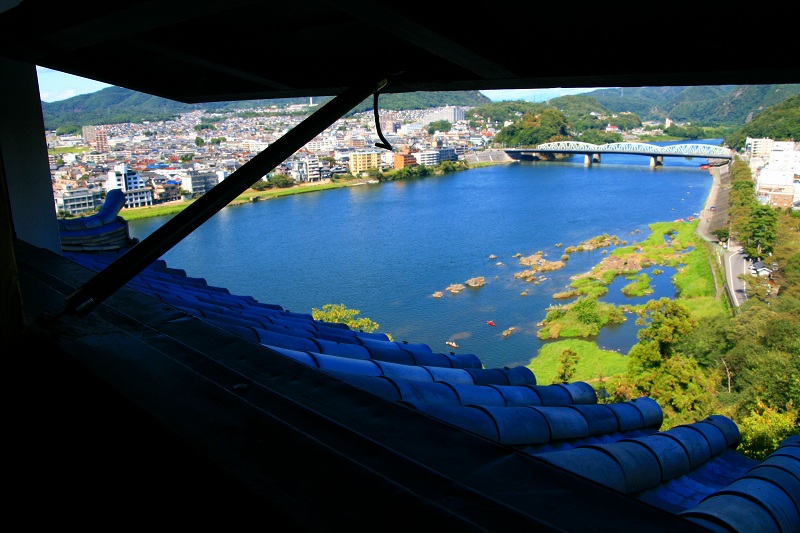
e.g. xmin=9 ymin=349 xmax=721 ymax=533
xmin=572 ymin=297 xmax=602 ymax=328
xmin=737 ymin=400 xmax=799 ymax=460
xmin=553 ymin=348 xmax=578 ymax=384
xmin=674 ymin=315 xmax=731 ymax=376
xmin=427 ymin=120 xmax=451 ymax=134
xmin=269 ymin=174 xmax=295 ymax=188
xmin=614 ymin=298 xmax=720 ymax=428
xmin=195 ymin=136 xmax=205 ymax=146
xmin=493 ymin=108 xmax=569 ymax=147
xmin=634 ymin=298 xmax=697 ymax=351
xmin=250 ymin=179 xmax=272 ymax=191
xmin=194 ymin=123 xmax=217 ymax=132
xmin=664 ymin=124 xmax=705 ymax=140
xmin=578 ymin=130 xmax=624 ymax=144
xmin=712 ymin=228 xmax=730 ymax=242
xmin=742 ymin=204 xmax=779 ymax=259
xmin=735 ymin=348 xmax=800 ymax=416
xmin=607 ymin=112 xmax=642 ymax=131
xmin=311 ymin=303 xmax=382 ymax=335
xmin=55 ymin=124 xmax=80 ymax=136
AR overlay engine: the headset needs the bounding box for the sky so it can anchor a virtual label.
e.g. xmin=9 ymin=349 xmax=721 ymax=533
xmin=480 ymin=87 xmax=614 ymax=102
xmin=36 ymin=67 xmax=112 ymax=102
xmin=36 ymin=66 xmax=612 ymax=103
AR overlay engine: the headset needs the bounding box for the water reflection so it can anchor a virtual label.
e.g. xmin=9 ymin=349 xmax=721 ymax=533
xmin=594 ymin=266 xmax=678 ymax=353
xmin=594 ymin=312 xmax=640 ymax=353
xmin=600 ymin=266 xmax=678 ymax=306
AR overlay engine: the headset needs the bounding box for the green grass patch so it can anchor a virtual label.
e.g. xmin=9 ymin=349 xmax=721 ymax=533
xmin=537 ymin=299 xmax=625 ymax=340
xmin=121 ymin=181 xmax=352 ymax=221
xmin=568 ymin=277 xmax=608 ymax=299
xmin=621 ymin=273 xmax=653 ymax=297
xmin=528 ymin=339 xmax=628 ymax=385
xmin=536 ymin=219 xmax=731 ymax=353
xmin=49 ymin=146 xmax=90 ymax=155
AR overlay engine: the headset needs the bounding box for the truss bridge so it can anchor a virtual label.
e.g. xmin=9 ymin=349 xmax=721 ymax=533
xmin=504 ymin=142 xmax=734 ymax=167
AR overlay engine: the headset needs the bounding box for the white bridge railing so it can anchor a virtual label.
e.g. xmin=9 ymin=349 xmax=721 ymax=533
xmin=530 ymin=141 xmax=733 ymax=158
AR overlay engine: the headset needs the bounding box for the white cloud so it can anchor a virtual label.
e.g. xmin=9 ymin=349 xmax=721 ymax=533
xmin=36 ymin=66 xmax=112 ymax=102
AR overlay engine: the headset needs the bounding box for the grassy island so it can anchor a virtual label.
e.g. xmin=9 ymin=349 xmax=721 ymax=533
xmin=527 ymin=219 xmax=727 ymax=385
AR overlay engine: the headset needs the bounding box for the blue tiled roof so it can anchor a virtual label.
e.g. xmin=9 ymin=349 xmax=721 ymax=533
xmin=63 ymin=249 xmax=800 ymax=533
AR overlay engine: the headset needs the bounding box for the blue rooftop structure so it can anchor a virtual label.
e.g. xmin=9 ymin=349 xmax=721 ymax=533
xmin=3 ymin=6 xmax=799 ymax=527
xmin=58 ymin=247 xmax=800 ymax=532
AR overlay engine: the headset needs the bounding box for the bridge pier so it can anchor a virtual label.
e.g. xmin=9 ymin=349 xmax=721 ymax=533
xmin=650 ymin=156 xmax=663 ymax=168
xmin=584 ymin=154 xmax=600 ymax=165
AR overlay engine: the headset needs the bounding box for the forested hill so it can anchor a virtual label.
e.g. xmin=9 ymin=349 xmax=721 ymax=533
xmin=41 ymin=87 xmax=492 ymax=132
xmin=584 ymin=84 xmax=800 ymax=127
xmin=41 ymin=83 xmax=800 ymax=133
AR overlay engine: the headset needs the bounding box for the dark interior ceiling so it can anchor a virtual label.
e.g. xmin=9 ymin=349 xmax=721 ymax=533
xmin=2 ymin=0 xmax=799 ymax=104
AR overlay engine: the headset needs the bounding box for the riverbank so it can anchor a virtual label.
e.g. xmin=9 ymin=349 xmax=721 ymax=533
xmin=120 ymin=159 xmax=509 ymax=221
xmin=696 ymin=164 xmax=727 ymax=242
xmin=120 ymin=179 xmax=364 ymax=221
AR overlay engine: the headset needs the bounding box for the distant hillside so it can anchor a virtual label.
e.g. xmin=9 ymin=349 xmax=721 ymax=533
xmin=723 ymin=93 xmax=800 ymax=150
xmin=42 ymin=84 xmax=800 ymax=132
xmin=583 ymin=84 xmax=800 ymax=126
xmin=41 ymin=87 xmax=491 ymax=132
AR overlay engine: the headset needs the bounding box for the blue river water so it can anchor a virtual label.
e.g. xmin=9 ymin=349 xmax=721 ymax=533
xmin=128 ymin=140 xmax=716 ymax=369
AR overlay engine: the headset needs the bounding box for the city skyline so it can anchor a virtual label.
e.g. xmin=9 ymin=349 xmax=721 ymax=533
xmin=36 ymin=66 xmax=610 ymax=104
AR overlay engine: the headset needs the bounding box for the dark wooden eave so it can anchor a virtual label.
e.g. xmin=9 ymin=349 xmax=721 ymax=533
xmin=1 ymin=1 xmax=798 ymax=104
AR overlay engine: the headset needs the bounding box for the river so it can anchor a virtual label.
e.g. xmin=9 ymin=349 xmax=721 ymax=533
xmin=128 ymin=140 xmax=716 ymax=369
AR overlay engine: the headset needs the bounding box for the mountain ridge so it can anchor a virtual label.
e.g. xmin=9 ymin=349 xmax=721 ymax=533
xmin=41 ymin=84 xmax=800 ymax=133
xmin=41 ymin=88 xmax=492 ymax=132
xmin=584 ymin=84 xmax=800 ymax=126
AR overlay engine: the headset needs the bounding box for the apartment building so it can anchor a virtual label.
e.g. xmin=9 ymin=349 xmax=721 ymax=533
xmin=768 ymin=141 xmax=800 ymax=171
xmin=105 ymin=163 xmax=153 ymax=208
xmin=752 ymin=140 xmax=799 ymax=209
xmin=757 ymin=182 xmax=794 ymax=208
xmin=147 ymin=174 xmax=181 ymax=203
xmin=424 ymin=105 xmax=466 ymax=124
xmin=181 ymin=169 xmax=223 ymax=196
xmin=348 ymin=151 xmax=381 ymax=175
xmin=437 ymin=147 xmax=458 ymax=162
xmin=82 ymin=125 xmax=109 ymax=152
xmin=746 ymin=137 xmax=775 ymax=159
xmin=290 ymin=156 xmax=323 ymax=183
xmin=54 ymin=187 xmax=105 ymax=216
xmin=413 ymin=150 xmax=440 ymax=166
xmin=393 ymin=152 xmax=418 ymax=169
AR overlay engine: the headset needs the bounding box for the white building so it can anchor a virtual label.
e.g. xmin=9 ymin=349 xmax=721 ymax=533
xmin=182 ymin=169 xmax=222 ymax=195
xmin=746 ymin=137 xmax=774 ymax=159
xmin=424 ymin=105 xmax=466 ymax=124
xmin=767 ymin=141 xmax=800 ymax=172
xmin=243 ymin=140 xmax=271 ymax=153
xmin=399 ymin=123 xmax=425 ymax=136
xmin=753 ymin=140 xmax=799 ymax=209
xmin=54 ymin=187 xmax=105 ymax=216
xmin=290 ymin=157 xmax=323 ymax=183
xmin=105 ymin=163 xmax=153 ymax=208
xmin=413 ymin=150 xmax=440 ymax=166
